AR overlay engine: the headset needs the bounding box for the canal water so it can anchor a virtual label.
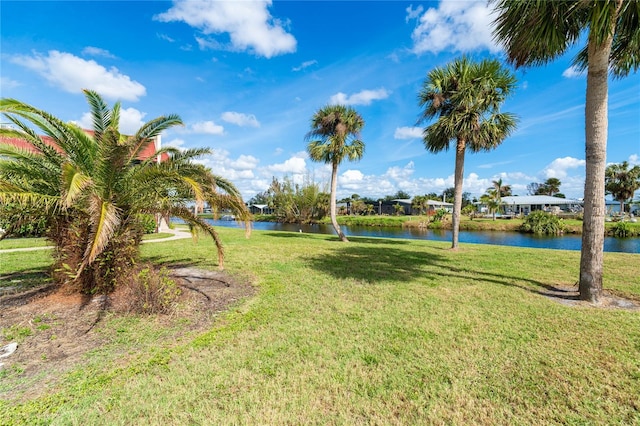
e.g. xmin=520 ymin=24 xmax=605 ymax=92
xmin=205 ymin=219 xmax=639 ymax=254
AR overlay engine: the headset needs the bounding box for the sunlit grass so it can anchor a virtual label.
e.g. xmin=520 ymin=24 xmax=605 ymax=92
xmin=2 ymin=229 xmax=639 ymax=424
xmin=0 ymin=237 xmax=51 ymax=250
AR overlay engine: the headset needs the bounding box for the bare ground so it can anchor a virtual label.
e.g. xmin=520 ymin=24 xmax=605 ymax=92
xmin=0 ymin=267 xmax=255 ymax=402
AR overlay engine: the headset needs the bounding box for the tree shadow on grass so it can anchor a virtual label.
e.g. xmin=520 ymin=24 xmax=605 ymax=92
xmin=304 ymin=244 xmax=448 ymax=283
xmin=430 ymin=266 xmax=581 ymax=301
xmin=0 ymin=268 xmax=56 ymax=307
xmin=0 ymin=268 xmax=51 ymax=293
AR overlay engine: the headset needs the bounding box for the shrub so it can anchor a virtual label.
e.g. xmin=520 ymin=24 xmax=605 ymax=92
xmin=0 ymin=204 xmax=49 ymax=238
xmin=121 ymin=266 xmax=182 ymax=315
xmin=433 ymin=208 xmax=448 ymax=222
xmin=137 ymin=214 xmax=158 ymax=234
xmin=520 ymin=211 xmax=565 ymax=235
xmin=610 ymin=221 xmax=631 ymax=237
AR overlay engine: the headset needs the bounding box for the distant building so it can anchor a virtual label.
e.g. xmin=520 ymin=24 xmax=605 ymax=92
xmin=498 ymin=195 xmax=583 ymax=216
xmin=0 ymin=130 xmax=167 ymax=163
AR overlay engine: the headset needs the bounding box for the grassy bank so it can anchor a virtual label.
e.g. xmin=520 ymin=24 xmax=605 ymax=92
xmin=2 ymin=229 xmax=639 ymax=424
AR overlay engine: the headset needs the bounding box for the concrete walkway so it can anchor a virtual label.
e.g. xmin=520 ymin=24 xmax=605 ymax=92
xmin=0 ymin=227 xmax=192 ymax=254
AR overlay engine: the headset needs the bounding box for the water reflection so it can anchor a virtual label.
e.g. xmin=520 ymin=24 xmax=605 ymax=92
xmin=204 ymin=219 xmax=639 ymax=254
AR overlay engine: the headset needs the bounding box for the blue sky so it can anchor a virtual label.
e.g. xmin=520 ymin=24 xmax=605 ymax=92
xmin=1 ymin=0 xmax=639 ymax=201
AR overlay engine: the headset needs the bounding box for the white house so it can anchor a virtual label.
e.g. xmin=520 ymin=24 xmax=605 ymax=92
xmin=499 ymin=195 xmax=583 ymax=215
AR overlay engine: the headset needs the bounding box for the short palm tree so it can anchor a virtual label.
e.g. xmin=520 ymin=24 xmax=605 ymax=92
xmin=0 ymin=91 xmax=250 ymax=294
xmin=418 ymin=56 xmax=518 ymax=249
xmin=306 ymin=105 xmax=365 ymax=242
xmin=491 ymin=0 xmax=640 ymax=303
xmin=481 ymin=189 xmax=502 ymax=221
xmin=605 ymin=161 xmax=640 ymax=214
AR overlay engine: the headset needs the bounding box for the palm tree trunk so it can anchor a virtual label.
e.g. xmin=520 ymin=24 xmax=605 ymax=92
xmin=451 ymin=139 xmax=466 ymax=250
xmin=579 ymin=26 xmax=616 ymax=304
xmin=330 ymin=162 xmax=348 ymax=242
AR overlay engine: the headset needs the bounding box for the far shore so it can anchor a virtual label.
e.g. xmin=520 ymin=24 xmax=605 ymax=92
xmin=197 ymin=213 xmax=640 ymax=237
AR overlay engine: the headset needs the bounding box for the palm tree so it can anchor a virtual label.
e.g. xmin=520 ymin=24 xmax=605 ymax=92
xmin=481 ymin=189 xmax=502 ymax=221
xmin=306 ymin=105 xmax=365 ymax=242
xmin=605 ymin=161 xmax=640 ymax=214
xmin=0 ymin=91 xmax=250 ymax=294
xmin=492 ymin=178 xmax=512 ymax=198
xmin=418 ymin=56 xmax=518 ymax=249
xmin=491 ymin=0 xmax=640 ymax=303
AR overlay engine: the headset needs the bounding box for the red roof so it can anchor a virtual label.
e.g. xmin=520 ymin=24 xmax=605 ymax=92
xmin=0 ymin=131 xmax=168 ymax=162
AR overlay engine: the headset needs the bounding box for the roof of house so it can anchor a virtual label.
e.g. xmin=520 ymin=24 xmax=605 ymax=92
xmin=501 ymin=195 xmax=582 ymax=205
xmin=0 ymin=131 xmax=167 ymax=162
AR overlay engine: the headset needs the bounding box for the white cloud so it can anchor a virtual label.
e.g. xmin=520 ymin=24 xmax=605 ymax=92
xmin=191 ymin=120 xmax=225 ymax=135
xmin=384 ymin=161 xmax=416 ymax=181
xmin=562 ymin=66 xmax=585 ymax=79
xmin=407 ymin=0 xmax=499 ymax=54
xmin=394 ymin=126 xmax=423 ymax=140
xmin=405 ymin=5 xmax=424 ymax=22
xmin=10 ymin=50 xmax=146 ymax=101
xmin=195 ymin=149 xmax=257 ymax=182
xmin=221 ymin=111 xmax=260 ymax=128
xmin=155 ymin=0 xmax=296 ymax=58
xmin=119 ymin=108 xmax=148 ymax=135
xmin=195 ymin=36 xmax=223 ymax=51
xmin=164 ymin=138 xmax=188 ymax=151
xmin=157 ymin=33 xmax=175 ymax=43
xmin=266 ymin=155 xmax=307 ymax=174
xmin=0 ymin=76 xmax=21 ymax=90
xmin=229 ymin=154 xmax=259 ymax=170
xmin=477 ymin=160 xmax=515 ymax=169
xmin=292 ymin=60 xmax=317 ymax=72
xmin=82 ymin=46 xmax=116 ymax=59
xmin=628 ymin=154 xmax=639 ymax=165
xmin=543 ymin=156 xmax=586 ymax=179
xmin=329 ymin=88 xmax=390 ymax=106
xmin=340 ymin=169 xmax=364 ymax=184
xmin=72 ymin=107 xmax=146 ymax=135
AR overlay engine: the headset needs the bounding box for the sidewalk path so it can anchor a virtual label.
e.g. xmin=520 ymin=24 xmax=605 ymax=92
xmin=0 ymin=228 xmax=192 ymax=254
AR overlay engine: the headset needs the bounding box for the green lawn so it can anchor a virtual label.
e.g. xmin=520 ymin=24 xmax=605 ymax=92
xmin=0 ymin=237 xmax=51 ymax=250
xmin=2 ymin=228 xmax=639 ymax=424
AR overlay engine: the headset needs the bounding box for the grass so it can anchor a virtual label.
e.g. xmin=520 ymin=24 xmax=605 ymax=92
xmin=0 ymin=237 xmax=51 ymax=250
xmin=141 ymin=232 xmax=173 ymax=241
xmin=1 ymin=229 xmax=640 ymax=424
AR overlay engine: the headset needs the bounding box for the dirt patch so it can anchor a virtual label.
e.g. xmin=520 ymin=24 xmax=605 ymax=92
xmin=542 ymin=284 xmax=640 ymax=310
xmin=0 ymin=267 xmax=255 ymax=402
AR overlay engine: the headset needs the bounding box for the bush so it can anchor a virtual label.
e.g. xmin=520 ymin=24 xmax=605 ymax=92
xmin=121 ymin=266 xmax=182 ymax=314
xmin=0 ymin=204 xmax=49 ymax=238
xmin=520 ymin=211 xmax=565 ymax=235
xmin=137 ymin=214 xmax=158 ymax=234
xmin=610 ymin=221 xmax=631 ymax=237
xmin=433 ymin=209 xmax=448 ymax=222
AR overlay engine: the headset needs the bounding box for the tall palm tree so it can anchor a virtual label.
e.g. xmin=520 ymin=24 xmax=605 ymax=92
xmin=605 ymin=161 xmax=640 ymax=214
xmin=418 ymin=56 xmax=518 ymax=249
xmin=0 ymin=91 xmax=250 ymax=294
xmin=306 ymin=105 xmax=365 ymax=242
xmin=492 ymin=0 xmax=640 ymax=303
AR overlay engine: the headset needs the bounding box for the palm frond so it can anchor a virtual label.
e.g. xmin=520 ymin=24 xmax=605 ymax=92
xmin=83 ymin=196 xmax=121 ymax=265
